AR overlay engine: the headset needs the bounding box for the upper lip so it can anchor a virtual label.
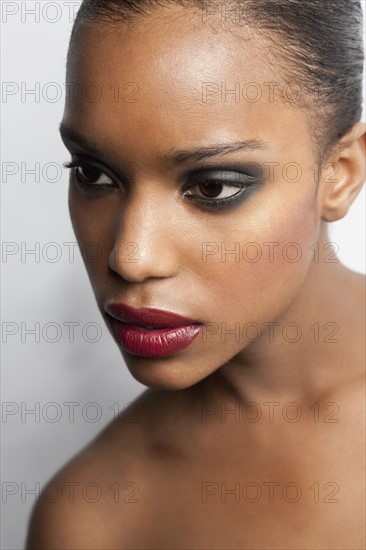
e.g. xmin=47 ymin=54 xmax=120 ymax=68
xmin=105 ymin=302 xmax=202 ymax=329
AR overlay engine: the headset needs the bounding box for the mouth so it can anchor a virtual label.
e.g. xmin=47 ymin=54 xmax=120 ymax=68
xmin=104 ymin=302 xmax=203 ymax=357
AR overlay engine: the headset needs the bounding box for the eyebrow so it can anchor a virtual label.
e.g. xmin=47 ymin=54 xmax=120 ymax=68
xmin=59 ymin=123 xmax=269 ymax=165
xmin=163 ymin=140 xmax=269 ymax=164
xmin=59 ymin=124 xmax=105 ymax=157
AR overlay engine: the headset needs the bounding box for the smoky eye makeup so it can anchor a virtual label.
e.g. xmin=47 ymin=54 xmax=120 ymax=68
xmin=181 ymin=163 xmax=265 ymax=211
xmin=63 ymin=154 xmax=121 ymax=194
xmin=63 ymin=154 xmax=266 ymax=210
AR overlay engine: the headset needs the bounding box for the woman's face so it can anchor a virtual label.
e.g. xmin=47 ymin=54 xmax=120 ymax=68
xmin=61 ymin=5 xmax=323 ymax=390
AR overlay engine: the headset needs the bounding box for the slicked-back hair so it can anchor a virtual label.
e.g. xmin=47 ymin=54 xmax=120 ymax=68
xmin=68 ymin=0 xmax=364 ymax=163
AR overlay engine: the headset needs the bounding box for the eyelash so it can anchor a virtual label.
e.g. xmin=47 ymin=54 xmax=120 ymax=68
xmin=63 ymin=155 xmax=262 ymax=210
xmin=63 ymin=158 xmax=118 ymax=195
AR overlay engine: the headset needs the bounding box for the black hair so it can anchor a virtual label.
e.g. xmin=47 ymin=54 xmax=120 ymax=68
xmin=68 ymin=0 xmax=364 ymax=162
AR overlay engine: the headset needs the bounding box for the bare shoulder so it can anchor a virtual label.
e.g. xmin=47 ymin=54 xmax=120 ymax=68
xmin=25 ymin=390 xmax=164 ymax=549
xmin=25 ymin=388 xmax=197 ymax=549
xmin=25 ymin=456 xmax=120 ymax=548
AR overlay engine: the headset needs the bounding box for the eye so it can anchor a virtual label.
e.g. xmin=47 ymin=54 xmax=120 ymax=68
xmin=183 ymin=169 xmax=258 ymax=204
xmin=185 ymin=180 xmax=242 ymax=200
xmin=63 ymin=157 xmax=115 ymax=190
xmin=75 ymin=164 xmax=113 ymax=186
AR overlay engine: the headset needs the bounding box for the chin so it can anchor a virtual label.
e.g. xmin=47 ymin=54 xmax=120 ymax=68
xmin=121 ymin=351 xmax=207 ymax=391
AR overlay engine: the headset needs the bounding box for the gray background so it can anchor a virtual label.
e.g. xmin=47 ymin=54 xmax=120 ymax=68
xmin=1 ymin=1 xmax=365 ymax=548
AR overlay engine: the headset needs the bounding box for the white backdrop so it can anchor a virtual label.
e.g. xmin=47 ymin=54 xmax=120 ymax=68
xmin=1 ymin=2 xmax=365 ymax=549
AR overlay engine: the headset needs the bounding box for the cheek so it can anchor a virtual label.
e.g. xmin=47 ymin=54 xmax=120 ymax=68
xmin=195 ymin=182 xmax=319 ymax=326
xmin=68 ymin=187 xmax=115 ymax=293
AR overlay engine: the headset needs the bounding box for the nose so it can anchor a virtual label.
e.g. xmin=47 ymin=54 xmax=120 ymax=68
xmin=109 ymin=194 xmax=179 ymax=283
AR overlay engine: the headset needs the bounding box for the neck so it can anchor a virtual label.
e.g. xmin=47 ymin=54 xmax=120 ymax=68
xmin=206 ymin=228 xmax=365 ymax=405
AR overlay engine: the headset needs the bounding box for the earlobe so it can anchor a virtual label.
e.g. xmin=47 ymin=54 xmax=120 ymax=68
xmin=320 ymin=122 xmax=366 ymax=222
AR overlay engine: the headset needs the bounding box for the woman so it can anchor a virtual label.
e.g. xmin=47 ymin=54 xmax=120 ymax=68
xmin=26 ymin=0 xmax=365 ymax=547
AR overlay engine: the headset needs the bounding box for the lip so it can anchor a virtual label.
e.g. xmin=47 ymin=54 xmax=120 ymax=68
xmin=104 ymin=302 xmax=203 ymax=357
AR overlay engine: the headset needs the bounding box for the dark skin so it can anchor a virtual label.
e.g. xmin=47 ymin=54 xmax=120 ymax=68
xmin=27 ymin=5 xmax=366 ymax=549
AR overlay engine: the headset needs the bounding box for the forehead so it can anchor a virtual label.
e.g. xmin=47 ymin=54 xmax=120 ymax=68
xmin=63 ymin=5 xmax=312 ymax=163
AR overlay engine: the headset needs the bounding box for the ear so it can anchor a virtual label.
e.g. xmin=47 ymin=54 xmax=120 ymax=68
xmin=320 ymin=122 xmax=366 ymax=222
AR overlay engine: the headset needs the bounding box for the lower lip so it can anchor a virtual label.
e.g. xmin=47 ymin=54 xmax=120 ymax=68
xmin=108 ymin=319 xmax=203 ymax=357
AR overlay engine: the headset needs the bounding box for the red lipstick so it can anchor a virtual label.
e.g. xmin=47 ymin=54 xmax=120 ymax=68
xmin=105 ymin=303 xmax=203 ymax=357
